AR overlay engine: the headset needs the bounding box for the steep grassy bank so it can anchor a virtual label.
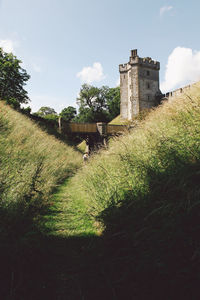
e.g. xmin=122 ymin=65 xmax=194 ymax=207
xmin=65 ymin=83 xmax=200 ymax=298
xmin=0 ymin=101 xmax=84 ymax=299
xmin=0 ymin=101 xmax=82 ymax=238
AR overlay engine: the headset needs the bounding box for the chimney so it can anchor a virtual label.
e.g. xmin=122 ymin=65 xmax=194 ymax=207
xmin=131 ymin=49 xmax=138 ymax=57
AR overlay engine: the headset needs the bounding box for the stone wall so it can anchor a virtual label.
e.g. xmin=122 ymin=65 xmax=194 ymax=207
xmin=163 ymin=84 xmax=192 ymax=101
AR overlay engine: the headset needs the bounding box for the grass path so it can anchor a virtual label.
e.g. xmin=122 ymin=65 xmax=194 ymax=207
xmin=44 ymin=177 xmax=98 ymax=237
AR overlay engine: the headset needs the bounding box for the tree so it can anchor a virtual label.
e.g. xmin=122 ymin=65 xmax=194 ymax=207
xmin=106 ymin=86 xmax=120 ymax=120
xmin=60 ymin=106 xmax=77 ymax=122
xmin=75 ymin=84 xmax=120 ymax=123
xmin=0 ymin=48 xmax=30 ymax=106
xmin=76 ymin=84 xmax=110 ymax=123
xmin=36 ymin=106 xmax=57 ymax=117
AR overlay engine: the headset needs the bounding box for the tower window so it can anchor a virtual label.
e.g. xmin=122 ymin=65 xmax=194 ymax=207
xmin=147 ymin=70 xmax=150 ymax=76
xmin=147 ymin=95 xmax=150 ymax=101
xmin=147 ymin=83 xmax=150 ymax=89
xmin=124 ymin=75 xmax=126 ymax=79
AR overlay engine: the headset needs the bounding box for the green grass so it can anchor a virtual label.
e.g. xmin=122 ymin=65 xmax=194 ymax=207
xmin=108 ymin=115 xmax=131 ymax=125
xmin=0 ymin=101 xmax=82 ymax=239
xmin=1 ymin=82 xmax=200 ymax=299
xmin=69 ymin=83 xmax=200 ymax=223
xmin=58 ymin=82 xmax=200 ymax=298
xmin=44 ymin=178 xmax=97 ymax=237
xmin=76 ymin=140 xmax=86 ymax=153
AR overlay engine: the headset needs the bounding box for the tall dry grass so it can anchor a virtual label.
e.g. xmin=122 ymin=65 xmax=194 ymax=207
xmin=64 ymin=83 xmax=200 ymax=297
xmin=69 ymin=84 xmax=199 ymax=217
xmin=0 ymin=101 xmax=82 ymax=238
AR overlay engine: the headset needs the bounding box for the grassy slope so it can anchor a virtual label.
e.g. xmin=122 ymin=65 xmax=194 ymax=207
xmin=69 ymin=83 xmax=200 ymax=222
xmin=1 ymin=81 xmax=200 ymax=299
xmin=62 ymin=83 xmax=200 ymax=298
xmin=108 ymin=115 xmax=131 ymax=125
xmin=0 ymin=101 xmax=82 ymax=238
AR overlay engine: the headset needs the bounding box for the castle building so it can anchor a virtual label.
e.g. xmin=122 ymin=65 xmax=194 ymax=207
xmin=119 ymin=49 xmax=160 ymax=120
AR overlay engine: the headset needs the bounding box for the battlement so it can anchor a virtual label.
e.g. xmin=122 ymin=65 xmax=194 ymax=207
xmin=163 ymin=84 xmax=192 ymax=100
xmin=139 ymin=57 xmax=160 ymax=70
xmin=119 ymin=49 xmax=160 ymax=72
xmin=119 ymin=63 xmax=131 ymax=72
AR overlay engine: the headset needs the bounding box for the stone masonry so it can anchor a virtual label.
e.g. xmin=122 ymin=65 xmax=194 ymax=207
xmin=119 ymin=49 xmax=161 ymax=120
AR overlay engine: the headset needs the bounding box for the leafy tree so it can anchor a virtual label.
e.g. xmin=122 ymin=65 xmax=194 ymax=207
xmin=44 ymin=114 xmax=58 ymax=121
xmin=106 ymin=86 xmax=120 ymax=120
xmin=21 ymin=106 xmax=31 ymax=115
xmin=60 ymin=106 xmax=77 ymax=122
xmin=76 ymin=84 xmax=110 ymax=123
xmin=73 ymin=106 xmax=98 ymax=123
xmin=36 ymin=106 xmax=57 ymax=117
xmin=0 ymin=48 xmax=30 ymax=106
xmin=75 ymin=84 xmax=120 ymax=123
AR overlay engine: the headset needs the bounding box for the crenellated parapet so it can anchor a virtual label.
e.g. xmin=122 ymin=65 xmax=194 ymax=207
xmin=163 ymin=84 xmax=192 ymax=100
xmin=119 ymin=50 xmax=160 ymax=73
xmin=129 ymin=55 xmax=160 ymax=70
xmin=119 ymin=63 xmax=131 ymax=73
xmin=138 ymin=57 xmax=160 ymax=70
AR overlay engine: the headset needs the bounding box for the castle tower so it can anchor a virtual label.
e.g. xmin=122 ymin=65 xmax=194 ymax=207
xmin=119 ymin=49 xmax=160 ymax=120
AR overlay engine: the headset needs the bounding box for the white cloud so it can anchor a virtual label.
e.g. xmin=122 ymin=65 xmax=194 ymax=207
xmin=160 ymin=6 xmax=173 ymax=17
xmin=0 ymin=39 xmax=15 ymax=53
xmin=77 ymin=62 xmax=105 ymax=84
xmin=161 ymin=47 xmax=200 ymax=93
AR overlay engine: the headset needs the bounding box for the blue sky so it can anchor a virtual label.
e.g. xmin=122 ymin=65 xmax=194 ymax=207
xmin=0 ymin=0 xmax=200 ymax=113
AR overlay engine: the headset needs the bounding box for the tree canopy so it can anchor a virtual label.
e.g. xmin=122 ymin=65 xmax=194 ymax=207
xmin=75 ymin=84 xmax=120 ymax=123
xmin=0 ymin=48 xmax=30 ymax=107
xmin=35 ymin=85 xmax=120 ymax=124
xmin=36 ymin=106 xmax=57 ymax=117
xmin=60 ymin=106 xmax=77 ymax=122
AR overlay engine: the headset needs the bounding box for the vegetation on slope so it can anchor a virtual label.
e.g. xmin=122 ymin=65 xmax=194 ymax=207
xmin=1 ymin=82 xmax=200 ymax=299
xmin=65 ymin=83 xmax=200 ymax=298
xmin=0 ymin=101 xmax=82 ymax=240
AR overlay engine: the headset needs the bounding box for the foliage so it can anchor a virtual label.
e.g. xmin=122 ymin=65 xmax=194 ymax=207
xmin=0 ymin=48 xmax=30 ymax=106
xmin=20 ymin=106 xmax=32 ymax=115
xmin=43 ymin=114 xmax=59 ymax=121
xmin=106 ymin=86 xmax=120 ymax=119
xmin=36 ymin=106 xmax=57 ymax=117
xmin=60 ymin=106 xmax=77 ymax=122
xmin=75 ymin=84 xmax=120 ymax=123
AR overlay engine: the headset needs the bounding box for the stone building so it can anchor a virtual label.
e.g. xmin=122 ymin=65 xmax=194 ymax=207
xmin=119 ymin=49 xmax=161 ymax=120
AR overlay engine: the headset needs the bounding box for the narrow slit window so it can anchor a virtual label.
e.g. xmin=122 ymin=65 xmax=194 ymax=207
xmin=147 ymin=83 xmax=150 ymax=89
xmin=147 ymin=70 xmax=150 ymax=76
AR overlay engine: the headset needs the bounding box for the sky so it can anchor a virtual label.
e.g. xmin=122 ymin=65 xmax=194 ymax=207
xmin=0 ymin=0 xmax=200 ymax=113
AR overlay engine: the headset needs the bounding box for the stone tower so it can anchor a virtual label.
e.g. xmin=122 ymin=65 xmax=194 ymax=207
xmin=119 ymin=49 xmax=160 ymax=120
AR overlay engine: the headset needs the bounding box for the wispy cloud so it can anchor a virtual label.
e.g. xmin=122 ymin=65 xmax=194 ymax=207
xmin=0 ymin=39 xmax=15 ymax=53
xmin=161 ymin=47 xmax=200 ymax=92
xmin=160 ymin=5 xmax=173 ymax=17
xmin=77 ymin=62 xmax=105 ymax=84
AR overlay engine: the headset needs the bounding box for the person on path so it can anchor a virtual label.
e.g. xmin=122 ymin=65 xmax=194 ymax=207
xmin=83 ymin=152 xmax=89 ymax=162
